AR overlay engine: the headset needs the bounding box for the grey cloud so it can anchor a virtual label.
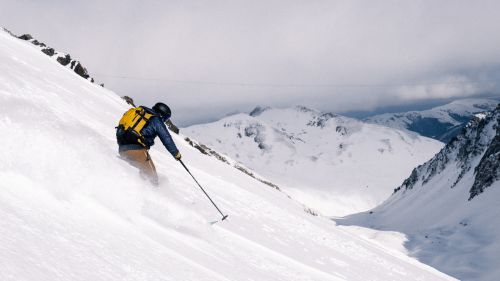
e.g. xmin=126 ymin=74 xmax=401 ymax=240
xmin=2 ymin=0 xmax=500 ymax=125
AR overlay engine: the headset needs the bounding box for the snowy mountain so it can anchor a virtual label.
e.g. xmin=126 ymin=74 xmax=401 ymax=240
xmin=0 ymin=29 xmax=456 ymax=280
xmin=342 ymin=105 xmax=500 ymax=281
xmin=366 ymin=98 xmax=499 ymax=142
xmin=184 ymin=106 xmax=443 ymax=216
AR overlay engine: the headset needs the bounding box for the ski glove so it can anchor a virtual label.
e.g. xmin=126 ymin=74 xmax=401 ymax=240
xmin=175 ymin=152 xmax=182 ymax=161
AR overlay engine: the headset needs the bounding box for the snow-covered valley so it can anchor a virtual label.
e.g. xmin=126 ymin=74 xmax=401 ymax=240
xmin=0 ymin=29 xmax=457 ymax=281
xmin=184 ymin=106 xmax=443 ymax=216
xmin=342 ymin=106 xmax=500 ymax=281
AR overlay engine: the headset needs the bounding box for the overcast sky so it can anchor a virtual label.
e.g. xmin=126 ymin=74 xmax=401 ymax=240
xmin=2 ymin=0 xmax=500 ymax=125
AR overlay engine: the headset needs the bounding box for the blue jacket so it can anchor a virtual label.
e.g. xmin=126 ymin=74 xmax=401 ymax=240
xmin=118 ymin=107 xmax=179 ymax=157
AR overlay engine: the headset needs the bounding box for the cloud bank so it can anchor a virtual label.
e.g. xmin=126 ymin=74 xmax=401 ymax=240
xmin=2 ymin=0 xmax=500 ymax=125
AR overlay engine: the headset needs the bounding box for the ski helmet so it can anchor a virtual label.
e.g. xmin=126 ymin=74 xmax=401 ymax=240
xmin=152 ymin=102 xmax=171 ymax=120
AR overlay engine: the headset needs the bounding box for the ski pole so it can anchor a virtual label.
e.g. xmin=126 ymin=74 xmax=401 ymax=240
xmin=179 ymin=159 xmax=228 ymax=221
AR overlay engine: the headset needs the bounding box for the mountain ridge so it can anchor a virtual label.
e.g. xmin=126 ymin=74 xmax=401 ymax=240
xmin=342 ymin=104 xmax=500 ymax=281
xmin=3 ymin=27 xmax=101 ymax=86
xmin=366 ymin=98 xmax=499 ymax=142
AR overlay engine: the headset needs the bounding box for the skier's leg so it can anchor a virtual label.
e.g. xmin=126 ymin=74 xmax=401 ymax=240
xmin=142 ymin=150 xmax=159 ymax=186
xmin=119 ymin=149 xmax=158 ymax=186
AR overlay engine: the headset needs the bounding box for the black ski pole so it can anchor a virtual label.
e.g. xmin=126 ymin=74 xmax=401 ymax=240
xmin=179 ymin=159 xmax=228 ymax=221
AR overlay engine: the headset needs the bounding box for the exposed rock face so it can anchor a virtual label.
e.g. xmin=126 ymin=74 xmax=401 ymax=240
xmin=394 ymin=104 xmax=500 ymax=199
xmin=307 ymin=113 xmax=337 ymax=128
xmin=56 ymin=54 xmax=71 ymax=66
xmin=5 ymin=30 xmax=100 ymax=85
xmin=470 ymin=117 xmax=500 ymax=199
xmin=249 ymin=106 xmax=271 ymax=117
xmin=165 ymin=120 xmax=180 ymax=134
xmin=73 ymin=62 xmax=89 ymax=79
xmin=244 ymin=123 xmax=270 ymax=150
xmin=121 ymin=96 xmax=136 ymax=107
xmin=41 ymin=48 xmax=55 ymax=56
xmin=17 ymin=34 xmax=33 ymax=40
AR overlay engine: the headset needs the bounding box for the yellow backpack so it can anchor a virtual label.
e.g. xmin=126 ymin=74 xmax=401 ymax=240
xmin=116 ymin=107 xmax=156 ymax=147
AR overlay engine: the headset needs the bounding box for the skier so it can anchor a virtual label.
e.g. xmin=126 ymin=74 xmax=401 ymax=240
xmin=116 ymin=102 xmax=181 ymax=185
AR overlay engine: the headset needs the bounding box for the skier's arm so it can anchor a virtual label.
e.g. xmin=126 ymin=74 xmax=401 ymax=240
xmin=154 ymin=118 xmax=180 ymax=158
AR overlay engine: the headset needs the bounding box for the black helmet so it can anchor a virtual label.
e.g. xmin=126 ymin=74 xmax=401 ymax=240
xmin=152 ymin=102 xmax=171 ymax=120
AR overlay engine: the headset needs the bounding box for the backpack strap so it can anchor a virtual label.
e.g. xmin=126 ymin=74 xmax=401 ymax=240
xmin=130 ymin=108 xmax=147 ymax=131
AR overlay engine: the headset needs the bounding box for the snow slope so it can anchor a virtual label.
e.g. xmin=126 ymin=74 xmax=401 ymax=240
xmin=366 ymin=98 xmax=499 ymax=142
xmin=0 ymin=30 xmax=455 ymax=280
xmin=3 ymin=28 xmax=99 ymax=85
xmin=184 ymin=106 xmax=443 ymax=216
xmin=342 ymin=106 xmax=500 ymax=281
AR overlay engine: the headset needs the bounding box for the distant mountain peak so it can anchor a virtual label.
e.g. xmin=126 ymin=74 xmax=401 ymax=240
xmin=249 ymin=105 xmax=321 ymax=117
xmin=249 ymin=106 xmax=271 ymax=117
xmin=294 ymin=105 xmax=317 ymax=113
xmin=307 ymin=112 xmax=340 ymax=128
xmin=366 ymin=98 xmax=499 ymax=142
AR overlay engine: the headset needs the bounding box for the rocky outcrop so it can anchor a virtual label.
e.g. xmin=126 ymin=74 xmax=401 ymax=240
xmin=41 ymin=47 xmax=55 ymax=56
xmin=249 ymin=106 xmax=271 ymax=117
xmin=307 ymin=113 xmax=337 ymax=128
xmin=470 ymin=115 xmax=500 ymax=199
xmin=121 ymin=96 xmax=136 ymax=107
xmin=394 ymin=104 xmax=500 ymax=199
xmin=3 ymin=28 xmax=101 ymax=85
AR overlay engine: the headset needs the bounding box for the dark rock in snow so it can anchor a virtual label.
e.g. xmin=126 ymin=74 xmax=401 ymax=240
xmin=470 ymin=118 xmax=500 ymax=199
xmin=336 ymin=125 xmax=348 ymax=135
xmin=7 ymin=29 xmax=101 ymax=85
xmin=394 ymin=168 xmax=419 ymax=193
xmin=57 ymin=54 xmax=71 ymax=66
xmin=18 ymin=34 xmax=33 ymax=40
xmin=31 ymin=40 xmax=46 ymax=47
xmin=307 ymin=113 xmax=337 ymax=128
xmin=244 ymin=123 xmax=270 ymax=150
xmin=121 ymin=96 xmax=136 ymax=107
xmin=249 ymin=106 xmax=271 ymax=117
xmin=166 ymin=120 xmax=180 ymax=134
xmin=41 ymin=48 xmax=55 ymax=56
xmin=295 ymin=105 xmax=315 ymax=113
xmin=2 ymin=28 xmax=16 ymax=37
xmin=73 ymin=62 xmax=89 ymax=79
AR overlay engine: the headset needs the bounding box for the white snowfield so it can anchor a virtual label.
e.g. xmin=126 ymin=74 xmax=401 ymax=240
xmin=0 ymin=30 xmax=454 ymax=280
xmin=184 ymin=106 xmax=443 ymax=216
